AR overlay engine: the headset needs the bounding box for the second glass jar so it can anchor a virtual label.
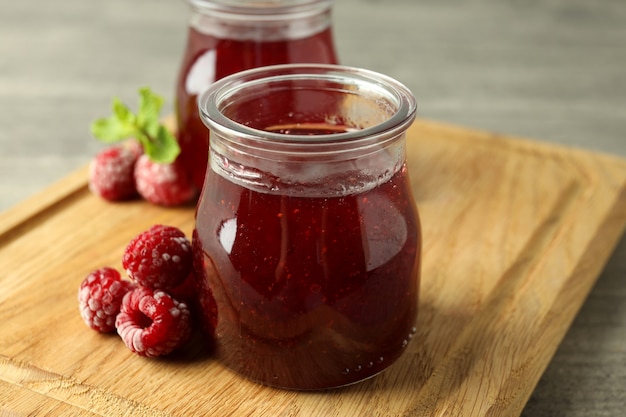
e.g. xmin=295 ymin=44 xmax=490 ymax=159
xmin=175 ymin=0 xmax=339 ymax=190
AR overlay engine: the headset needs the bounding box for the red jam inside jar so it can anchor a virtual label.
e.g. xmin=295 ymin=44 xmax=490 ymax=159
xmin=194 ymin=64 xmax=420 ymax=389
xmin=175 ymin=0 xmax=339 ymax=190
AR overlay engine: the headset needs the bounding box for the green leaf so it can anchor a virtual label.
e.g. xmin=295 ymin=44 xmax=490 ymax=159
xmin=90 ymin=116 xmax=137 ymax=143
xmin=137 ymin=87 xmax=164 ymax=138
xmin=142 ymin=125 xmax=180 ymax=164
xmin=112 ymin=98 xmax=136 ymax=125
xmin=91 ymin=87 xmax=180 ymax=163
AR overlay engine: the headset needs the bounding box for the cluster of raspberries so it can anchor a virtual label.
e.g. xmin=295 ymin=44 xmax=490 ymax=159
xmin=88 ymin=140 xmax=197 ymax=206
xmin=78 ymin=224 xmax=197 ymax=357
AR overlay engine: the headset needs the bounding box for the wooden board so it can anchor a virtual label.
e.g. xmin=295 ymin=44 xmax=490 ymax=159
xmin=1 ymin=119 xmax=626 ymax=416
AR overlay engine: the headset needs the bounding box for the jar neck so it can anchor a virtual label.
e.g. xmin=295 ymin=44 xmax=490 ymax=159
xmin=209 ymin=131 xmax=408 ymax=198
xmin=188 ymin=0 xmax=334 ymax=41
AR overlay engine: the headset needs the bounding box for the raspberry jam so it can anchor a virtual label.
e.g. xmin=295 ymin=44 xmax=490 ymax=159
xmin=194 ymin=65 xmax=420 ymax=389
xmin=175 ymin=0 xmax=339 ymax=189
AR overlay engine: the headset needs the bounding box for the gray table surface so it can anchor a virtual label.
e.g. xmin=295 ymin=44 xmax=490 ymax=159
xmin=1 ymin=0 xmax=624 ymax=415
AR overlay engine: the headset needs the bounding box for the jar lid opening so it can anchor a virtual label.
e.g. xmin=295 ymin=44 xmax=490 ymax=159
xmin=198 ymin=64 xmax=417 ymax=150
xmin=189 ymin=0 xmax=333 ymax=19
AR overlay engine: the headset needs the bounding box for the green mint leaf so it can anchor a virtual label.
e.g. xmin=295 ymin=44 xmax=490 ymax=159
xmin=112 ymin=98 xmax=136 ymax=125
xmin=137 ymin=87 xmax=163 ymax=138
xmin=91 ymin=87 xmax=180 ymax=164
xmin=142 ymin=125 xmax=180 ymax=164
xmin=90 ymin=116 xmax=136 ymax=143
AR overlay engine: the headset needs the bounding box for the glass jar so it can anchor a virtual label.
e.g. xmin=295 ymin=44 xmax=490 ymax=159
xmin=175 ymin=0 xmax=339 ymax=190
xmin=193 ymin=64 xmax=420 ymax=390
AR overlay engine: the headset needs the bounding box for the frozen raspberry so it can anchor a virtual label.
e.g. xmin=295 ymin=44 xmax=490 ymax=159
xmin=88 ymin=140 xmax=143 ymax=201
xmin=116 ymin=287 xmax=192 ymax=357
xmin=122 ymin=224 xmax=193 ymax=290
xmin=134 ymin=155 xmax=197 ymax=206
xmin=78 ymin=267 xmax=136 ymax=333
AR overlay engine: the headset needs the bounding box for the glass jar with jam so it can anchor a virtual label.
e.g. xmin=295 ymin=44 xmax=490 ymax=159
xmin=193 ymin=64 xmax=420 ymax=390
xmin=175 ymin=0 xmax=339 ymax=190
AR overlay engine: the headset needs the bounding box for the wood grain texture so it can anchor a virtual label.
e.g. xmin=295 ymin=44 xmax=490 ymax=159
xmin=1 ymin=120 xmax=626 ymax=416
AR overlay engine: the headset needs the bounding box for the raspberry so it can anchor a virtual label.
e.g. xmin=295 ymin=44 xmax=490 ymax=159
xmin=134 ymin=155 xmax=197 ymax=206
xmin=78 ymin=267 xmax=136 ymax=333
xmin=122 ymin=225 xmax=193 ymax=290
xmin=88 ymin=140 xmax=142 ymax=201
xmin=116 ymin=287 xmax=192 ymax=357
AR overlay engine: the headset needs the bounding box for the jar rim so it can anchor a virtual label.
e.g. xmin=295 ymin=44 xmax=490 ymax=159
xmin=189 ymin=0 xmax=333 ymax=18
xmin=198 ymin=63 xmax=417 ymax=150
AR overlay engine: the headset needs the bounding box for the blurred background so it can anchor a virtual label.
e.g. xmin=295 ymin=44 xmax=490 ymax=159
xmin=1 ymin=0 xmax=624 ymax=415
xmin=1 ymin=0 xmax=625 ymax=212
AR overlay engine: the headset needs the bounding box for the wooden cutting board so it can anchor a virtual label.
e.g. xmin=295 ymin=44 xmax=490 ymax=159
xmin=1 ymin=119 xmax=626 ymax=416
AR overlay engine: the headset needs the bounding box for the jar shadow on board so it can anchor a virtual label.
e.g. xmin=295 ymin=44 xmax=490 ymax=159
xmin=175 ymin=0 xmax=339 ymax=190
xmin=192 ymin=64 xmax=420 ymax=390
